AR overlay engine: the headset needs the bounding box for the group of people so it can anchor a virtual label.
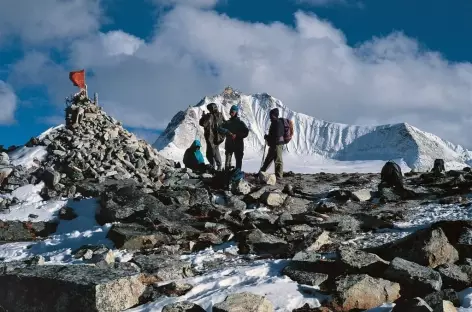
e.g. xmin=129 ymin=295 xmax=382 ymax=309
xmin=183 ymin=102 xmax=286 ymax=181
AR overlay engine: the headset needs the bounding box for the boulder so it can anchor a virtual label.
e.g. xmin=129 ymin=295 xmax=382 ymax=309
xmin=0 ymin=265 xmax=146 ymax=312
xmin=261 ymin=191 xmax=287 ymax=207
xmin=435 ymin=264 xmax=472 ymax=291
xmin=213 ymin=292 xmax=274 ymax=312
xmin=106 ymin=223 xmax=171 ymax=250
xmin=237 ymin=229 xmax=289 ymax=257
xmin=351 ymin=189 xmax=372 ymax=201
xmin=423 ymin=289 xmax=460 ymax=310
xmin=331 ymin=274 xmax=401 ymax=311
xmin=292 ymin=304 xmax=332 ymax=312
xmin=384 ymin=257 xmax=442 ymax=296
xmin=337 ymin=246 xmax=389 ymax=277
xmin=131 ymin=254 xmax=194 ymax=282
xmin=0 ymin=152 xmax=9 ymax=165
xmin=367 ymin=226 xmax=459 ymax=268
xmin=231 ymin=179 xmax=252 ymax=195
xmin=162 ymin=301 xmax=206 ymax=312
xmin=259 ymin=171 xmax=276 ymax=185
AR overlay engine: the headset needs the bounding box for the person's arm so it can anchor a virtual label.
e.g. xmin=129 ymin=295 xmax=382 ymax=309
xmin=239 ymin=120 xmax=249 ymax=139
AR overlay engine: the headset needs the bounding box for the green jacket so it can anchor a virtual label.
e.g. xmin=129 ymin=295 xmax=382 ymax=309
xmin=218 ymin=116 xmax=249 ymax=151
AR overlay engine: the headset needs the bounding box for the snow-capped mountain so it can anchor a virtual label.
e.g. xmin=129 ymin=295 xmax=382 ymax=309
xmin=153 ymin=87 xmax=472 ymax=171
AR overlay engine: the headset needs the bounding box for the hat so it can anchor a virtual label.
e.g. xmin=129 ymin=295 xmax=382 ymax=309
xmin=230 ymin=105 xmax=239 ymax=112
xmin=193 ymin=139 xmax=201 ymax=147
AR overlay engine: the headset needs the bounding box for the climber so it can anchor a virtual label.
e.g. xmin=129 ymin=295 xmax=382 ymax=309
xmin=259 ymin=108 xmax=285 ymax=180
xmin=183 ymin=140 xmax=206 ymax=172
xmin=199 ymin=103 xmax=225 ymax=171
xmin=218 ymin=105 xmax=249 ymax=171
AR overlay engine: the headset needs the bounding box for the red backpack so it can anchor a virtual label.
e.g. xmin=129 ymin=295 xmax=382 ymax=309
xmin=281 ymin=118 xmax=294 ymax=144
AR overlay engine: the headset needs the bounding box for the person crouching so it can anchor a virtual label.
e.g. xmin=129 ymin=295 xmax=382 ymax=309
xmin=183 ymin=139 xmax=206 ymax=173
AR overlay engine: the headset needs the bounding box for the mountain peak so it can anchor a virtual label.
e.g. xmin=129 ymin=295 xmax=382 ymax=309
xmin=154 ymin=90 xmax=472 ymax=171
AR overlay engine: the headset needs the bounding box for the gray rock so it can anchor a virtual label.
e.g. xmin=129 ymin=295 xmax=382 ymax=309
xmin=162 ymin=301 xmax=206 ymax=312
xmin=258 ymin=171 xmax=276 ymax=185
xmin=237 ymin=229 xmax=289 ymax=257
xmin=59 ymin=206 xmax=78 ymax=220
xmin=367 ymin=226 xmax=459 ymax=268
xmin=436 ymin=264 xmax=472 ymax=290
xmin=131 ymin=254 xmax=194 ymax=281
xmin=213 ymin=292 xmax=274 ymax=312
xmin=106 ymin=223 xmax=170 ymax=250
xmin=231 ymin=179 xmax=251 ymax=195
xmin=331 ymin=274 xmax=401 ymax=312
xmin=337 ymin=246 xmax=389 ymax=277
xmin=424 ymin=289 xmax=460 ymax=310
xmin=261 ymin=191 xmax=287 ymax=207
xmin=351 ymin=189 xmax=373 ymax=201
xmin=384 ymin=257 xmax=443 ymax=296
xmin=42 ymin=168 xmax=61 ymax=187
xmin=282 ymin=265 xmax=329 ymax=286
xmin=0 ymin=264 xmax=146 ymax=312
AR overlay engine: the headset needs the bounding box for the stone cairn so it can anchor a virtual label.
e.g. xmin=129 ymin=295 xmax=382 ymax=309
xmin=0 ymin=90 xmax=176 ymax=206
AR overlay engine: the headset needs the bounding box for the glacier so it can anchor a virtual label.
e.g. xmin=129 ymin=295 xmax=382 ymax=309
xmin=154 ymin=87 xmax=472 ymax=171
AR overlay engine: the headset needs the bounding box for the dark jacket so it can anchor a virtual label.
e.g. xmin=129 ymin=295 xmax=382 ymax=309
xmin=265 ymin=108 xmax=285 ymax=146
xmin=218 ymin=115 xmax=249 ymax=152
xmin=199 ymin=103 xmax=225 ymax=145
xmin=183 ymin=140 xmax=205 ymax=170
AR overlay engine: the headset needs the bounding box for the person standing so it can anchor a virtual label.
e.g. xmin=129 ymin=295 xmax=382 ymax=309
xmin=218 ymin=105 xmax=249 ymax=170
xmin=199 ymin=103 xmax=225 ymax=171
xmin=260 ymin=108 xmax=284 ymax=179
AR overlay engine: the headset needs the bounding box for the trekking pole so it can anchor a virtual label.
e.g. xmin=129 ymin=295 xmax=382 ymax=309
xmin=260 ymin=141 xmax=266 ymax=168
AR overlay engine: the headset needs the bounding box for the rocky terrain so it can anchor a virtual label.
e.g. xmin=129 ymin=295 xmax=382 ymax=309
xmin=1 ymin=91 xmax=472 ymax=311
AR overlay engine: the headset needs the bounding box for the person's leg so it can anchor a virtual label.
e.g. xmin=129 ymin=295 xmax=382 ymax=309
xmin=225 ymin=151 xmax=233 ymax=170
xmin=214 ymin=144 xmax=222 ymax=170
xmin=206 ymin=141 xmax=215 ymax=168
xmin=235 ymin=148 xmax=244 ymax=170
xmin=260 ymin=146 xmax=276 ymax=172
xmin=274 ymin=145 xmax=284 ymax=178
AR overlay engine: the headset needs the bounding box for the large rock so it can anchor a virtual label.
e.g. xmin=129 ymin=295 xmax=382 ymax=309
xmin=213 ymin=292 xmax=274 ymax=312
xmin=337 ymin=247 xmax=389 ymax=277
xmin=162 ymin=301 xmax=206 ymax=312
xmin=0 ymin=264 xmax=146 ymax=312
xmin=131 ymin=254 xmax=193 ymax=282
xmin=106 ymin=223 xmax=171 ymax=250
xmin=331 ymin=274 xmax=400 ymax=311
xmin=258 ymin=171 xmax=276 ymax=185
xmin=237 ymin=229 xmax=289 ymax=257
xmin=384 ymin=257 xmax=442 ymax=296
xmin=435 ymin=264 xmax=472 ymax=291
xmin=367 ymin=226 xmax=459 ymax=268
xmin=97 ymin=184 xmax=163 ymax=223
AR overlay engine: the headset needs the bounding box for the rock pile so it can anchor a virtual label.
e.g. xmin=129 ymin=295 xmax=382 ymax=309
xmin=0 ymin=91 xmax=176 ymax=201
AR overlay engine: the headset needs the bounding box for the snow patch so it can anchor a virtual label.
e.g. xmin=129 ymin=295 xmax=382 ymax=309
xmin=8 ymin=146 xmax=48 ymax=169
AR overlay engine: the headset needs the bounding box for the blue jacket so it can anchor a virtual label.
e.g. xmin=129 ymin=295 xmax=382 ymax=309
xmin=183 ymin=140 xmax=205 ymax=169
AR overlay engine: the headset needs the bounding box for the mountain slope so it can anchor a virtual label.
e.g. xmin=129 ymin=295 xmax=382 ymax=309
xmin=154 ymin=87 xmax=472 ymax=171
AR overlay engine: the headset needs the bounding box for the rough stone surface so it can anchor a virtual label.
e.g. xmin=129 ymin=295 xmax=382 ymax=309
xmin=162 ymin=301 xmax=206 ymax=312
xmin=331 ymin=274 xmax=401 ymax=311
xmin=0 ymin=264 xmax=146 ymax=312
xmin=213 ymin=292 xmax=274 ymax=312
xmin=384 ymin=257 xmax=443 ymax=296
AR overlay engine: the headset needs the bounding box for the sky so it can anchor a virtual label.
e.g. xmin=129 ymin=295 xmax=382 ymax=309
xmin=0 ymin=0 xmax=472 ymax=148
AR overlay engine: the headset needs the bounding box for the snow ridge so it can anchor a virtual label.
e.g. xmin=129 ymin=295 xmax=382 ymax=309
xmin=153 ymin=88 xmax=472 ymax=171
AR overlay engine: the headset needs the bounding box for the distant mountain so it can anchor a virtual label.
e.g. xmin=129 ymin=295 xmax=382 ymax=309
xmin=153 ymin=87 xmax=472 ymax=171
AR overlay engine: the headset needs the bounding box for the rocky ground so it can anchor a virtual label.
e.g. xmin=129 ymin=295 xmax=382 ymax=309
xmin=1 ymin=93 xmax=472 ymax=311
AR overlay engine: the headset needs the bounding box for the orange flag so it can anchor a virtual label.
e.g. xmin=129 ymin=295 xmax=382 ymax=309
xmin=69 ymin=69 xmax=86 ymax=89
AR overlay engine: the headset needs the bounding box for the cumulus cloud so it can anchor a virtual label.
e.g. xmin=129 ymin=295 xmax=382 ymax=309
xmin=9 ymin=5 xmax=472 ymax=148
xmin=0 ymin=0 xmax=102 ymax=44
xmin=0 ymin=81 xmax=17 ymax=124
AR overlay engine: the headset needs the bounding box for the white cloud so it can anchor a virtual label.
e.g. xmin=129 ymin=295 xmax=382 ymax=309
xmin=9 ymin=6 xmax=472 ymax=148
xmin=0 ymin=0 xmax=102 ymax=44
xmin=0 ymin=81 xmax=17 ymax=124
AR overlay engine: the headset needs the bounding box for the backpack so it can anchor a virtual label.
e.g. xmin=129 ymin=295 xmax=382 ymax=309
xmin=213 ymin=113 xmax=225 ymax=145
xmin=380 ymin=160 xmax=403 ymax=188
xmin=281 ymin=118 xmax=294 ymax=144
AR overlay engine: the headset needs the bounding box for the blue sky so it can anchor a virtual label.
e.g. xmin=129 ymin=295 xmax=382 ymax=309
xmin=1 ymin=0 xmax=472 ymax=148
